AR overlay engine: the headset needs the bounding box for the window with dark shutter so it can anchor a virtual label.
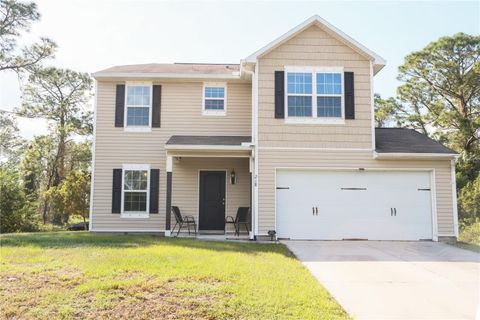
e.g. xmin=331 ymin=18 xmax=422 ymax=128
xmin=111 ymin=169 xmax=122 ymax=213
xmin=115 ymin=85 xmax=125 ymax=127
xmin=149 ymin=169 xmax=160 ymax=213
xmin=344 ymin=72 xmax=355 ymax=119
xmin=152 ymin=85 xmax=161 ymax=127
xmin=274 ymin=71 xmax=285 ymax=119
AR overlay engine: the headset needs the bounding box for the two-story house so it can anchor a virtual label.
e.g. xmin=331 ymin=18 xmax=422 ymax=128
xmin=90 ymin=15 xmax=458 ymax=241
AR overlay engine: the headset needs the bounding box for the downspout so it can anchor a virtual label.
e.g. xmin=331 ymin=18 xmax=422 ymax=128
xmin=451 ymin=158 xmax=459 ymax=238
xmin=88 ymin=79 xmax=98 ymax=232
xmin=370 ymin=61 xmax=376 ymax=153
xmin=242 ymin=62 xmax=258 ymax=240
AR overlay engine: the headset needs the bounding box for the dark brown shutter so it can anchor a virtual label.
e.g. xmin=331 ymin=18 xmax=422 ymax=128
xmin=112 ymin=169 xmax=122 ymax=213
xmin=115 ymin=84 xmax=125 ymax=127
xmin=344 ymin=72 xmax=355 ymax=119
xmin=149 ymin=169 xmax=160 ymax=213
xmin=152 ymin=85 xmax=161 ymax=128
xmin=274 ymin=71 xmax=285 ymax=119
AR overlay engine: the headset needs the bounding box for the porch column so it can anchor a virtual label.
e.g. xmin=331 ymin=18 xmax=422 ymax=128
xmin=165 ymin=155 xmax=173 ymax=236
xmin=249 ymin=155 xmax=254 ymax=240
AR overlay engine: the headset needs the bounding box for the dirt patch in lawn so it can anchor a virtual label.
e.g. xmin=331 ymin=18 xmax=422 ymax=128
xmin=0 ymin=271 xmax=231 ymax=320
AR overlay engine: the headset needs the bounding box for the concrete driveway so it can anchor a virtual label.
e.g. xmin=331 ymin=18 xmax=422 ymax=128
xmin=283 ymin=241 xmax=479 ymax=320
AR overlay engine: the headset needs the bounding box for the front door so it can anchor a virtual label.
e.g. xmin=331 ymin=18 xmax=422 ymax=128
xmin=199 ymin=171 xmax=226 ymax=231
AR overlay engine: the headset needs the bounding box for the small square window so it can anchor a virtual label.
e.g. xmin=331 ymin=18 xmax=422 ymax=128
xmin=203 ymin=84 xmax=226 ymax=115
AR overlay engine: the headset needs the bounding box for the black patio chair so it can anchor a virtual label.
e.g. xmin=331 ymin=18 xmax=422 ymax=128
xmin=225 ymin=207 xmax=250 ymax=236
xmin=171 ymin=206 xmax=197 ymax=237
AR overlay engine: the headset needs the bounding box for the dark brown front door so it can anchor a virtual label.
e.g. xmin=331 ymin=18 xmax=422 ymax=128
xmin=199 ymin=171 xmax=226 ymax=231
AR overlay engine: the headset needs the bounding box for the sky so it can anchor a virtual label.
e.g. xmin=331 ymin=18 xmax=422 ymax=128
xmin=0 ymin=0 xmax=479 ymax=139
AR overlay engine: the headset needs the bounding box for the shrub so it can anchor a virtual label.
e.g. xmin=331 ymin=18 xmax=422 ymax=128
xmin=459 ymin=220 xmax=480 ymax=245
xmin=0 ymin=167 xmax=40 ymax=233
xmin=458 ymin=175 xmax=480 ymax=227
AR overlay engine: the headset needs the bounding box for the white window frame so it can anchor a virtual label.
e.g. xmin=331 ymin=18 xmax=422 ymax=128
xmin=202 ymin=82 xmax=227 ymax=116
xmin=284 ymin=66 xmax=345 ymax=124
xmin=124 ymin=81 xmax=153 ymax=132
xmin=121 ymin=164 xmax=150 ymax=218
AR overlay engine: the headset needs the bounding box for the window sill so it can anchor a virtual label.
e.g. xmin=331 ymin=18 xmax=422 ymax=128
xmin=121 ymin=212 xmax=149 ymax=219
xmin=285 ymin=117 xmax=345 ymax=125
xmin=124 ymin=126 xmax=152 ymax=132
xmin=202 ymin=110 xmax=226 ymax=116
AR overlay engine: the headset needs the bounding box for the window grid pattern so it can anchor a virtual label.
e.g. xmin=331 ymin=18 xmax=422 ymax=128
xmin=204 ymin=86 xmax=225 ymax=110
xmin=123 ymin=170 xmax=148 ymax=212
xmin=317 ymin=97 xmax=342 ymax=117
xmin=287 ymin=73 xmax=312 ymax=117
xmin=286 ymin=71 xmax=343 ymax=119
xmin=317 ymin=73 xmax=342 ymax=118
xmin=126 ymin=86 xmax=150 ymax=126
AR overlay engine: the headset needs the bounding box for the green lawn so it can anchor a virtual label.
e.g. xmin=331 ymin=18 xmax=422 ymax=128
xmin=0 ymin=232 xmax=348 ymax=320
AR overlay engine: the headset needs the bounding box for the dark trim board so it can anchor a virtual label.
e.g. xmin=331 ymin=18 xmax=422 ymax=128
xmin=199 ymin=170 xmax=226 ymax=231
xmin=165 ymin=172 xmax=172 ymax=230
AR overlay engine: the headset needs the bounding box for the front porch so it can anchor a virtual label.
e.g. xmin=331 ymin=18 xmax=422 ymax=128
xmin=164 ymin=135 xmax=254 ymax=239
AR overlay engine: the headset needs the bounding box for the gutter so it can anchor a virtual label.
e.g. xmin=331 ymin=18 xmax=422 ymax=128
xmin=91 ymin=72 xmax=241 ymax=80
xmin=373 ymin=151 xmax=458 ymax=160
xmin=164 ymin=144 xmax=252 ymax=151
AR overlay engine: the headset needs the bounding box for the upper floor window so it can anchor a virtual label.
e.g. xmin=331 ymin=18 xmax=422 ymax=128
xmin=287 ymin=73 xmax=312 ymax=117
xmin=203 ymin=83 xmax=226 ymax=116
xmin=316 ymin=73 xmax=342 ymax=118
xmin=286 ymin=68 xmax=344 ymax=122
xmin=126 ymin=84 xmax=151 ymax=128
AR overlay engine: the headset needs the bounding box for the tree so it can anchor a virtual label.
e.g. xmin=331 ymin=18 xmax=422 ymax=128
xmin=0 ymin=111 xmax=25 ymax=163
xmin=397 ymin=33 xmax=480 ymax=155
xmin=45 ymin=170 xmax=90 ymax=228
xmin=19 ymin=134 xmax=56 ymax=223
xmin=18 ymin=67 xmax=92 ymax=183
xmin=0 ymin=166 xmax=38 ymax=233
xmin=458 ymin=175 xmax=480 ymax=227
xmin=374 ymin=94 xmax=400 ymax=128
xmin=17 ymin=67 xmax=92 ymax=225
xmin=0 ymin=0 xmax=56 ymax=73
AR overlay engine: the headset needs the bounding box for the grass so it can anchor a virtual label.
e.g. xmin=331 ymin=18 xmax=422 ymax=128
xmin=0 ymin=232 xmax=348 ymax=320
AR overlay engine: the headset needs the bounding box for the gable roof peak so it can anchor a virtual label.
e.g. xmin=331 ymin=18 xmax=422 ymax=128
xmin=244 ymin=15 xmax=386 ymax=75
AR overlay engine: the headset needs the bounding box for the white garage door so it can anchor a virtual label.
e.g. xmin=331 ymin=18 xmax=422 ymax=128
xmin=276 ymin=170 xmax=433 ymax=240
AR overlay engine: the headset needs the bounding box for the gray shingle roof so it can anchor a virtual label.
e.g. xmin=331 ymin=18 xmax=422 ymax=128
xmin=166 ymin=135 xmax=251 ymax=146
xmin=375 ymin=128 xmax=456 ymax=154
xmin=94 ymin=63 xmax=239 ymax=75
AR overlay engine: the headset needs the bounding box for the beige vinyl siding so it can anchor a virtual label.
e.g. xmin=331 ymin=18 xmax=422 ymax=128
xmin=91 ymin=80 xmax=251 ymax=231
xmin=172 ymin=157 xmax=250 ymax=232
xmin=257 ymin=149 xmax=455 ymax=236
xmin=257 ymin=25 xmax=372 ymax=148
xmin=254 ymin=24 xmax=455 ymax=237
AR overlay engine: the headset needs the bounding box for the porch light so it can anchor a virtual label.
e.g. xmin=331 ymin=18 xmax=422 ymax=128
xmin=230 ymin=169 xmax=237 ymax=184
xmin=230 ymin=169 xmax=236 ymax=185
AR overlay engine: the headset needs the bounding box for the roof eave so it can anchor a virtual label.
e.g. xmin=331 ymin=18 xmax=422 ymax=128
xmin=373 ymin=151 xmax=458 ymax=160
xmin=164 ymin=144 xmax=252 ymax=151
xmin=91 ymin=72 xmax=242 ymax=80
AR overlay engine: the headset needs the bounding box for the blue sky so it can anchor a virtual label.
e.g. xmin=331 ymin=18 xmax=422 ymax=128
xmin=0 ymin=0 xmax=478 ymax=138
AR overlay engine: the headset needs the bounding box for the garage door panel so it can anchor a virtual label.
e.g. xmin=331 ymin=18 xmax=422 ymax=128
xmin=276 ymin=170 xmax=433 ymax=240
